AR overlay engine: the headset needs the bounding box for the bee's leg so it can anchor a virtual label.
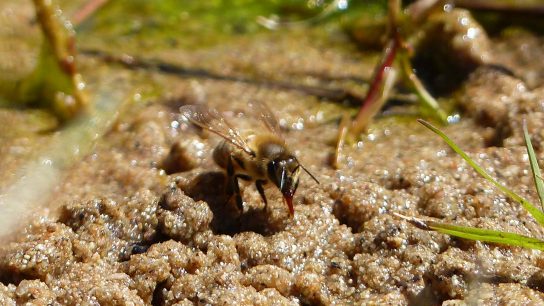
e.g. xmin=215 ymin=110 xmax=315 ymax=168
xmin=255 ymin=180 xmax=268 ymax=209
xmin=225 ymin=157 xmax=235 ymax=195
xmin=226 ymin=157 xmax=244 ymax=212
xmin=232 ymin=176 xmax=244 ymax=212
xmin=233 ymin=174 xmax=252 ymax=211
xmin=236 ymin=174 xmax=252 ymax=181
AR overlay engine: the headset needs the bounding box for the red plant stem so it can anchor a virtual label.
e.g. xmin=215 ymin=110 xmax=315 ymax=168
xmin=352 ymin=38 xmax=399 ymax=129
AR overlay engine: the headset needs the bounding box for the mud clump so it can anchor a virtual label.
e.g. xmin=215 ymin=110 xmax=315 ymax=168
xmin=412 ymin=9 xmax=492 ymax=94
xmin=157 ymin=186 xmax=213 ymax=244
xmin=0 ymin=222 xmax=76 ymax=284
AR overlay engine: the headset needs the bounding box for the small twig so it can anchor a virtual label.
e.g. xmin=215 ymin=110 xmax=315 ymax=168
xmin=331 ymin=113 xmax=351 ymax=169
xmin=392 ymin=213 xmax=431 ymax=230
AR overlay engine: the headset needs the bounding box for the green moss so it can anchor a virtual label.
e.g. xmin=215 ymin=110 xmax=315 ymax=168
xmin=77 ymin=0 xmax=387 ymax=51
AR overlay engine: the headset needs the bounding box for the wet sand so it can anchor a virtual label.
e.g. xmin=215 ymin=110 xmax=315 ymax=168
xmin=2 ymin=2 xmax=544 ymax=305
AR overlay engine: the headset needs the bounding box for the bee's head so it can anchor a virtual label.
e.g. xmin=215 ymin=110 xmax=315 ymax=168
xmin=267 ymin=156 xmax=301 ymax=216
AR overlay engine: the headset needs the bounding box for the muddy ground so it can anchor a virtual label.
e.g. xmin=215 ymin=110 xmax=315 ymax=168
xmin=2 ymin=1 xmax=544 ymax=305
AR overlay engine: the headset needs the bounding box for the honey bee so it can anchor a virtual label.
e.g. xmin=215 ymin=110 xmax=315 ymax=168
xmin=180 ymin=102 xmax=319 ymax=216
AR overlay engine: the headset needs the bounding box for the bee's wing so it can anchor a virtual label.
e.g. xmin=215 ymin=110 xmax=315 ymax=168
xmin=248 ymin=100 xmax=283 ymax=138
xmin=180 ymin=104 xmax=255 ymax=156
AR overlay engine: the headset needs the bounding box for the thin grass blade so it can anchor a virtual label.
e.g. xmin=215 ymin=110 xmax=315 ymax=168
xmin=418 ymin=119 xmax=544 ymax=227
xmin=523 ymin=121 xmax=544 ymax=211
xmin=395 ymin=213 xmax=544 ymax=251
xmin=427 ymin=222 xmax=544 ymax=250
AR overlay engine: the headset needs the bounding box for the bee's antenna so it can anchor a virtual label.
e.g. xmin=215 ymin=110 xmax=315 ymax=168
xmin=299 ymin=163 xmax=320 ymax=184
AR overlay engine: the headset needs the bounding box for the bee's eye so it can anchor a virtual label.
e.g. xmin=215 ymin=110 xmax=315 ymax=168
xmin=286 ymin=157 xmax=299 ymax=173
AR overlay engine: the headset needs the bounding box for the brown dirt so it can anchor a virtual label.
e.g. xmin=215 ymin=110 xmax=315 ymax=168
xmin=3 ymin=3 xmax=544 ymax=305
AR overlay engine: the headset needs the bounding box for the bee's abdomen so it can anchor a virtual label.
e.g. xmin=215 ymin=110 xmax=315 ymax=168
xmin=213 ymin=140 xmax=231 ymax=169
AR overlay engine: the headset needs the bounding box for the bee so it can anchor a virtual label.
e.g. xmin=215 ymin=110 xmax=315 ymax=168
xmin=180 ymin=102 xmax=319 ymax=217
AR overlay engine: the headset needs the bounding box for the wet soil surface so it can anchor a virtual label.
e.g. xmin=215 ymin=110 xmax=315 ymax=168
xmin=3 ymin=2 xmax=544 ymax=305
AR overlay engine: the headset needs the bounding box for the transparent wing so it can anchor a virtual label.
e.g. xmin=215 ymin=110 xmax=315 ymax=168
xmin=180 ymin=104 xmax=255 ymax=156
xmin=248 ymin=100 xmax=283 ymax=138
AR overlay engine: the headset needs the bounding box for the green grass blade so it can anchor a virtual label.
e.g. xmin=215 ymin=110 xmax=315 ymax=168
xmin=523 ymin=121 xmax=544 ymax=211
xmin=428 ymin=221 xmax=544 ymax=250
xmin=395 ymin=213 xmax=544 ymax=250
xmin=418 ymin=119 xmax=544 ymax=227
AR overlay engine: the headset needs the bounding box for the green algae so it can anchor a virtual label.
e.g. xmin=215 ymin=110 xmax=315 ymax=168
xmin=78 ymin=0 xmax=330 ymax=50
xmin=76 ymin=0 xmax=387 ymax=51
